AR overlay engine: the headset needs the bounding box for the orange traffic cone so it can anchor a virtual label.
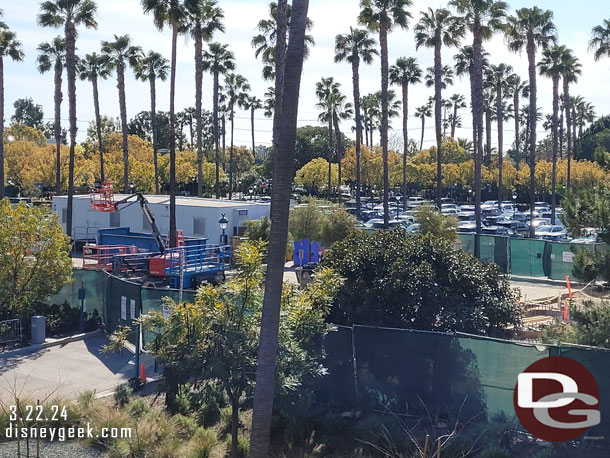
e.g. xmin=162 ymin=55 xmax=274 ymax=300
xmin=139 ymin=363 xmax=146 ymax=384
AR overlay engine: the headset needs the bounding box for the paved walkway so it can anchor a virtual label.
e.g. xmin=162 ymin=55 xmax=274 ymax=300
xmin=0 ymin=334 xmax=156 ymax=404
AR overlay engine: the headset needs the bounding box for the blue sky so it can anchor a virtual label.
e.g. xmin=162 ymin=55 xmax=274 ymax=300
xmin=2 ymin=0 xmax=609 ymax=150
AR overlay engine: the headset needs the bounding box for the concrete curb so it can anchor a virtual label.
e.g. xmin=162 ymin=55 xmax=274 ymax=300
xmin=0 ymin=329 xmax=102 ymax=359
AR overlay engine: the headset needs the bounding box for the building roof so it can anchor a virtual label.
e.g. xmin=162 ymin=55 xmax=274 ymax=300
xmin=54 ymin=194 xmax=270 ymax=209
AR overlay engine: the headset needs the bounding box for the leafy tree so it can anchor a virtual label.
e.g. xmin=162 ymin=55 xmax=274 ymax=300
xmin=111 ymin=242 xmax=341 ymax=458
xmin=0 ymin=201 xmax=72 ymax=319
xmin=294 ymin=125 xmax=352 ymax=171
xmin=319 ymin=209 xmax=358 ymax=246
xmin=542 ymin=302 xmax=610 ymax=349
xmin=415 ymin=205 xmax=458 ymax=240
xmin=11 ymin=98 xmax=44 ymax=128
xmin=323 ymin=230 xmax=520 ymax=336
xmin=562 ymin=186 xmax=610 ymax=242
xmin=4 ymin=124 xmax=47 ymax=147
xmin=294 ymin=157 xmax=338 ymax=195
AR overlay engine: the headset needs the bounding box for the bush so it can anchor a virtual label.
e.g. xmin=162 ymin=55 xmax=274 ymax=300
xmin=113 ymin=384 xmax=132 ymax=407
xmin=185 ymin=427 xmax=218 ymax=458
xmin=127 ymin=398 xmax=152 ymax=419
xmin=289 ymin=199 xmax=358 ymax=247
xmin=323 ymin=230 xmax=521 ymax=336
xmin=225 ymin=433 xmax=249 ymax=458
xmin=478 ymin=445 xmax=512 ymax=458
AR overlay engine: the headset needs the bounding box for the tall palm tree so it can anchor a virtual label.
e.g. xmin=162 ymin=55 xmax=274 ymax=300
xmin=559 ymin=48 xmax=581 ymax=189
xmin=506 ymin=73 xmax=527 ymax=170
xmin=38 ymin=0 xmax=97 ymax=237
xmin=415 ymin=7 xmax=464 ymax=209
xmin=589 ymin=19 xmax=610 ymax=61
xmin=202 ymin=42 xmax=235 ymax=199
xmin=225 ymin=73 xmax=250 ymax=199
xmin=486 ymin=63 xmax=512 ymax=204
xmin=390 ymin=56 xmax=421 ymax=210
xmin=451 ymin=0 xmax=507 ymax=256
xmin=539 ymin=46 xmax=564 ymax=224
xmin=187 ymin=0 xmax=224 ymax=197
xmin=250 ymin=3 xmax=310 ymax=456
xmin=142 ymin=0 xmax=192 ymax=249
xmin=315 ymin=77 xmax=341 ymax=198
xmin=78 ymin=52 xmax=110 ymax=183
xmin=101 ymin=35 xmax=141 ymax=193
xmin=251 ymin=1 xmax=314 ymax=81
xmin=359 ymin=0 xmax=412 ymax=229
xmin=37 ymin=36 xmax=66 ymax=194
xmin=332 ymin=94 xmax=353 ymax=202
xmin=415 ymin=103 xmax=432 ymax=151
xmin=133 ymin=50 xmax=169 ymax=194
xmin=449 ymin=93 xmax=466 ymax=138
xmin=244 ymin=95 xmax=262 ymax=159
xmin=360 ymin=93 xmax=379 ymax=146
xmin=335 ymin=27 xmax=377 ymax=217
xmin=506 ymin=7 xmax=557 ymax=238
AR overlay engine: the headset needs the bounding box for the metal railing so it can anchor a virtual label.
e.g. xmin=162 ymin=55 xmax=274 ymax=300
xmin=0 ymin=319 xmax=22 ymax=346
xmin=164 ymin=244 xmax=231 ymax=277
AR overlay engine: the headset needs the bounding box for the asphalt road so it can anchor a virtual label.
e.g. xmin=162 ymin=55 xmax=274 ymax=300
xmin=0 ymin=334 xmax=157 ymax=405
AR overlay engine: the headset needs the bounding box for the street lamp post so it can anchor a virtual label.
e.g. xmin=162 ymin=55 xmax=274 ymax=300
xmin=78 ymin=281 xmax=86 ymax=333
xmin=219 ymin=213 xmax=229 ymax=245
xmin=513 ymin=193 xmax=517 ymax=220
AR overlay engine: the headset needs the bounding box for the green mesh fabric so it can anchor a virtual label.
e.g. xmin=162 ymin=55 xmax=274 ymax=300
xmin=510 ymin=239 xmax=546 ymax=277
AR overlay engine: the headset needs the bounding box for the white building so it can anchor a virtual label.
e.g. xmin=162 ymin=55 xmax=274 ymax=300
xmin=52 ymin=195 xmax=270 ymax=244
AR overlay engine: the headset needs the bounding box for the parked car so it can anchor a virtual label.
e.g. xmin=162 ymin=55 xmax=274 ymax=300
xmin=535 ymin=225 xmax=567 ymax=240
xmin=457 ymin=222 xmax=477 ymax=233
xmin=481 ymin=226 xmax=511 ymax=236
xmin=405 ymin=223 xmax=421 ymax=234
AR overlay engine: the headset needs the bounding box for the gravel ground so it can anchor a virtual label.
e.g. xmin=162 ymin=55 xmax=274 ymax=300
xmin=0 ymin=440 xmax=104 ymax=457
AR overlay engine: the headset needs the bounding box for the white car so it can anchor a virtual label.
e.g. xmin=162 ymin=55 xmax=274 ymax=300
xmin=536 ymin=225 xmax=567 ymax=240
xmin=442 ymin=208 xmax=460 ymax=215
xmin=458 ymin=221 xmax=477 ymax=233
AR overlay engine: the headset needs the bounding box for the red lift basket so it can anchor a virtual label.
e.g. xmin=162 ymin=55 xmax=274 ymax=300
xmin=90 ymin=181 xmax=117 ymax=212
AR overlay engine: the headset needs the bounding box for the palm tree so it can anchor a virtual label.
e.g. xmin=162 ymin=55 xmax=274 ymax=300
xmin=133 ymin=50 xmax=169 ymax=194
xmin=451 ymin=0 xmax=507 ymax=256
xmin=359 ymin=0 xmax=412 ymax=229
xmin=589 ymin=19 xmax=610 ymax=61
xmin=142 ymin=0 xmax=192 ymax=249
xmin=361 ymin=93 xmax=379 ymax=146
xmin=449 ymin=94 xmax=466 ymax=138
xmin=78 ymin=52 xmax=110 ymax=183
xmin=506 ymin=74 xmax=527 ymax=170
xmin=38 ymin=0 xmax=97 ymax=237
xmin=486 ymin=63 xmax=512 ymax=204
xmin=244 ymin=95 xmax=262 ymax=159
xmin=315 ymin=77 xmax=340 ymax=198
xmin=202 ymin=42 xmax=235 ymax=199
xmin=539 ymin=46 xmax=565 ymax=224
xmin=506 ymin=7 xmax=557 ymax=238
xmin=335 ymin=27 xmax=377 ymax=217
xmin=187 ymin=0 xmax=224 ymax=197
xmin=415 ymin=103 xmax=432 ymax=151
xmin=225 ymin=73 xmax=251 ymax=199
xmin=415 ymin=7 xmax=464 ymax=209
xmin=101 ymin=35 xmax=141 ymax=193
xmin=251 ymin=1 xmax=314 ymax=81
xmin=389 ymin=56 xmax=421 ymax=210
xmin=559 ymin=49 xmax=581 ymax=189
xmin=249 ymin=3 xmax=310 ymax=456
xmin=332 ymin=95 xmax=354 ymax=202
xmin=37 ymin=36 xmax=66 ymax=194
xmin=263 ymin=86 xmax=275 ymax=118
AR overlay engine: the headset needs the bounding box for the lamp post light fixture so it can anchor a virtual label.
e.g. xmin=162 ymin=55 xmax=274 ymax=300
xmin=219 ymin=213 xmax=229 ymax=245
xmin=513 ymin=193 xmax=518 ymax=219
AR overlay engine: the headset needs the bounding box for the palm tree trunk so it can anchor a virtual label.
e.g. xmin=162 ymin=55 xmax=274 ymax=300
xmin=54 ymin=62 xmax=63 ymax=194
xmin=434 ymin=39 xmax=443 ymax=210
xmin=92 ymin=75 xmax=105 ymax=183
xmin=222 ymin=115 xmax=226 ymax=173
xmin=527 ymin=35 xmax=537 ymax=238
xmin=213 ymin=70 xmax=220 ymax=198
xmin=352 ymin=58 xmax=363 ymax=217
xmin=514 ymin=91 xmax=520 ymax=171
xmin=497 ymin=85 xmax=504 ymax=203
xmin=169 ymin=25 xmax=178 ymax=248
xmin=195 ymin=27 xmax=203 ymax=198
xmin=65 ymin=19 xmax=77 ymax=239
xmin=451 ymin=103 xmax=457 ymax=140
xmin=229 ymin=107 xmax=235 ymax=200
xmin=249 ymin=2 xmax=309 ymax=456
xmin=251 ymin=106 xmax=256 ymax=158
xmin=551 ymin=76 xmax=559 ymax=225
xmin=563 ymin=78 xmax=572 ymax=191
xmin=230 ymin=392 xmax=239 ymax=458
xmin=0 ymin=57 xmax=5 ymax=199
xmin=117 ymin=63 xmax=129 ymax=193
xmin=327 ymin=115 xmax=333 ymax=199
xmin=420 ymin=116 xmax=425 ymax=151
xmin=401 ymin=81 xmax=409 ymax=211
xmin=559 ymin=106 xmax=564 ymax=159
xmin=150 ymin=75 xmax=159 ymax=194
xmin=379 ymin=23 xmax=390 ymax=229
xmin=485 ymin=106 xmax=492 ymax=165
xmin=333 ymin=112 xmax=342 ymax=202
xmin=473 ymin=18 xmax=484 ymax=257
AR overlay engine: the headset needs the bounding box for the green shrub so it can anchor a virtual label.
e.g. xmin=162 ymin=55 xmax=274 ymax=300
xmin=173 ymin=414 xmax=199 ymax=438
xmin=113 ymin=384 xmax=132 ymax=407
xmin=220 ymin=406 xmax=234 ymax=432
xmin=185 ymin=427 xmax=218 ymax=458
xmin=127 ymin=398 xmax=152 ymax=419
xmin=198 ymin=399 xmax=221 ymax=428
xmin=226 ymin=434 xmax=249 ymax=458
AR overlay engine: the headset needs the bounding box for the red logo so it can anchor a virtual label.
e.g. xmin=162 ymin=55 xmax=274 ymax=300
xmin=514 ymin=356 xmax=600 ymax=442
